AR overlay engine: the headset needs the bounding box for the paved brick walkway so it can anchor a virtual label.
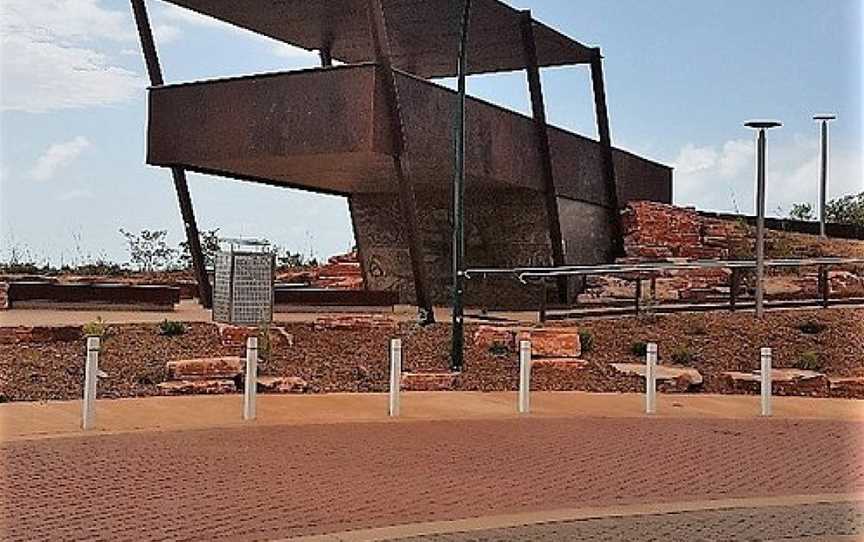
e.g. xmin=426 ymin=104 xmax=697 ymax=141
xmin=409 ymin=502 xmax=864 ymax=541
xmin=1 ymin=417 xmax=862 ymax=541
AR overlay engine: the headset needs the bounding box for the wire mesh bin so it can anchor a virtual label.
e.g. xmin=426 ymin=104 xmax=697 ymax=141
xmin=212 ymin=239 xmax=274 ymax=325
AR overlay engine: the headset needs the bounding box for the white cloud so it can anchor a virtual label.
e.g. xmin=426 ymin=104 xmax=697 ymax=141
xmin=0 ymin=0 xmax=143 ymax=113
xmin=29 ymin=136 xmax=91 ymax=181
xmin=672 ymin=134 xmax=862 ymax=217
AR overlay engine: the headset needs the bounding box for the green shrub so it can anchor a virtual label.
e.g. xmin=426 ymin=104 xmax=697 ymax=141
xmin=670 ymin=345 xmax=697 ymax=365
xmin=794 ymin=351 xmax=824 ymax=372
xmin=579 ymin=330 xmax=595 ymax=354
xmin=158 ymin=319 xmax=186 ymax=337
xmin=798 ymin=321 xmax=827 ymax=335
xmin=686 ymin=323 xmax=708 ymax=336
xmin=488 ymin=343 xmax=509 ymax=357
xmin=258 ymin=324 xmax=272 ymax=361
xmin=630 ymin=341 xmax=648 ymax=357
xmin=82 ymin=317 xmax=108 ymax=338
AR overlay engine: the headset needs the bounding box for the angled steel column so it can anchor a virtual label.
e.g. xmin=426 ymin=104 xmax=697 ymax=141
xmin=366 ymin=0 xmax=435 ymax=324
xmin=520 ymin=11 xmax=568 ymax=304
xmin=130 ymin=0 xmax=212 ymax=308
xmin=590 ymin=48 xmax=624 ymax=258
xmin=450 ymin=0 xmax=472 ymax=372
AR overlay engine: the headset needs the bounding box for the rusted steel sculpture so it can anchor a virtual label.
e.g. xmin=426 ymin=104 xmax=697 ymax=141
xmin=132 ymin=0 xmax=673 ymax=327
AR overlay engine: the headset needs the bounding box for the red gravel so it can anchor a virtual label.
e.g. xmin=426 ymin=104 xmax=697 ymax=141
xmin=0 ymin=308 xmax=861 ymax=402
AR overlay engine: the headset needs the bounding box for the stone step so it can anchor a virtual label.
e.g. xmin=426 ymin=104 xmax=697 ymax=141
xmin=611 ymin=363 xmax=703 ymax=391
xmin=157 ymin=379 xmax=236 ymax=395
xmin=166 ymin=357 xmax=243 ymax=380
xmin=257 ymin=376 xmax=309 ymax=394
xmin=401 ymin=372 xmax=458 ymax=392
xmin=722 ymin=369 xmax=829 ymax=395
xmin=473 ymin=326 xmax=582 ymax=358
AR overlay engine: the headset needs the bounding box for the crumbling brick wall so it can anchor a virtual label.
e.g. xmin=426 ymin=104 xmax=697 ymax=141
xmin=617 ymin=201 xmax=864 ymax=300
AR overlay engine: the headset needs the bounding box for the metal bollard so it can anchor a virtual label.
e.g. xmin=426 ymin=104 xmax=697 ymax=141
xmin=518 ymin=340 xmax=532 ymax=414
xmin=646 ymin=342 xmax=658 ymax=414
xmin=389 ymin=339 xmax=402 ymax=417
xmin=82 ymin=336 xmax=100 ymax=430
xmin=760 ymin=347 xmax=772 ymax=417
xmin=244 ymin=336 xmax=257 ymax=421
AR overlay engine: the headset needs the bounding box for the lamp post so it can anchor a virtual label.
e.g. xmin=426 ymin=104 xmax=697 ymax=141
xmin=813 ymin=114 xmax=837 ymax=237
xmin=745 ymin=120 xmax=782 ymax=318
xmin=450 ymin=0 xmax=472 ymax=372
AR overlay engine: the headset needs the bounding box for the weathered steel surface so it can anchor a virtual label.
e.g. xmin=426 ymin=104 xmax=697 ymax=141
xmin=590 ymin=49 xmax=623 ymax=256
xmin=148 ymin=65 xmax=672 ymax=204
xmin=521 ymin=10 xmax=567 ymax=303
xmin=274 ymin=287 xmax=398 ymax=307
xmin=8 ymin=282 xmax=180 ymax=307
xmin=158 ymin=0 xmax=593 ymax=78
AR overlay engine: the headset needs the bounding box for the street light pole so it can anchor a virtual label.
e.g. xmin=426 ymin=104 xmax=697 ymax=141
xmin=745 ymin=120 xmax=782 ymax=319
xmin=450 ymin=0 xmax=472 ymax=372
xmin=814 ymin=114 xmax=837 ymax=237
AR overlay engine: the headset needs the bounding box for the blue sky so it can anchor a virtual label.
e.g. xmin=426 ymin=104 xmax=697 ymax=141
xmin=1 ymin=0 xmax=862 ymax=267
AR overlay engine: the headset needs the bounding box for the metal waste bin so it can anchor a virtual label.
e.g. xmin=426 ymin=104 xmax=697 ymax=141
xmin=212 ymin=238 xmax=274 ymax=325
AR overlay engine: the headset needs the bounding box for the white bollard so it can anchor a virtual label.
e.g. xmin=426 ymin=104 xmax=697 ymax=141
xmin=518 ymin=340 xmax=532 ymax=414
xmin=760 ymin=347 xmax=772 ymax=417
xmin=82 ymin=336 xmax=100 ymax=430
xmin=244 ymin=336 xmax=258 ymax=421
xmin=389 ymin=339 xmax=402 ymax=417
xmin=645 ymin=343 xmax=658 ymax=415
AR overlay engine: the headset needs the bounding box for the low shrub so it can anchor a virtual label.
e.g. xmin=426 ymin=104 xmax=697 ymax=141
xmin=798 ymin=321 xmax=827 ymax=335
xmin=579 ymin=330 xmax=595 ymax=353
xmin=158 ymin=319 xmax=186 ymax=337
xmin=630 ymin=341 xmax=648 ymax=357
xmin=488 ymin=343 xmax=510 ymax=357
xmin=82 ymin=317 xmax=108 ymax=338
xmin=794 ymin=351 xmax=824 ymax=372
xmin=670 ymin=345 xmax=697 ymax=365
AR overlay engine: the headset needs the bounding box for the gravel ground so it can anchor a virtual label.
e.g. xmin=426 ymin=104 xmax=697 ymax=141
xmin=0 ymin=308 xmax=861 ymax=402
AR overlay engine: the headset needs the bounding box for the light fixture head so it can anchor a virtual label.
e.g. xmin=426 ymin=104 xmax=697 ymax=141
xmin=813 ymin=114 xmax=837 ymax=121
xmin=745 ymin=120 xmax=783 ymax=130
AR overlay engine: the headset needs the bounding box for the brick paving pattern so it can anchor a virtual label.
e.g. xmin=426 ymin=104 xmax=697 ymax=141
xmin=410 ymin=502 xmax=864 ymax=541
xmin=1 ymin=417 xmax=862 ymax=541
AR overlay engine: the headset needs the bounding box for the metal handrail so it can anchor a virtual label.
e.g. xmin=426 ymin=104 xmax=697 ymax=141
xmin=465 ymin=257 xmax=864 ymax=283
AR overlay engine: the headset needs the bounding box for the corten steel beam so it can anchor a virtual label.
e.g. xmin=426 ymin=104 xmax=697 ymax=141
xmin=520 ymin=11 xmax=568 ymax=304
xmin=319 ymin=46 xmax=333 ymax=67
xmin=450 ymin=0 xmax=472 ymax=372
xmin=366 ymin=0 xmax=435 ymax=324
xmin=130 ymin=0 xmax=213 ymax=308
xmin=590 ymin=48 xmax=624 ymax=258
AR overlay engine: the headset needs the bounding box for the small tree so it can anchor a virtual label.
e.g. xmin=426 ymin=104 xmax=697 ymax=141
xmin=120 ymin=229 xmax=176 ymax=272
xmin=789 ymin=202 xmax=814 ymax=221
xmin=178 ymin=228 xmax=220 ymax=270
xmin=826 ymin=192 xmax=864 ymax=227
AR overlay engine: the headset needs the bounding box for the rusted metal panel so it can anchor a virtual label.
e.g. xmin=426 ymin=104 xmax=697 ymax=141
xmin=148 ymin=66 xmax=672 ymax=203
xmin=8 ymin=283 xmax=180 ymax=308
xmin=157 ymin=0 xmax=593 ymax=78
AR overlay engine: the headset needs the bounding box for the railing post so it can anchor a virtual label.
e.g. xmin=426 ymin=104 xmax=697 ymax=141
xmin=244 ymin=336 xmax=258 ymax=421
xmin=634 ymin=278 xmax=642 ymax=316
xmin=819 ymin=265 xmax=830 ymax=308
xmin=645 ymin=342 xmax=657 ymax=414
xmin=389 ymin=338 xmax=402 ymax=417
xmin=730 ymin=268 xmax=739 ymax=311
xmin=760 ymin=347 xmax=772 ymax=417
xmin=518 ymin=340 xmax=532 ymax=414
xmin=82 ymin=336 xmax=100 ymax=430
